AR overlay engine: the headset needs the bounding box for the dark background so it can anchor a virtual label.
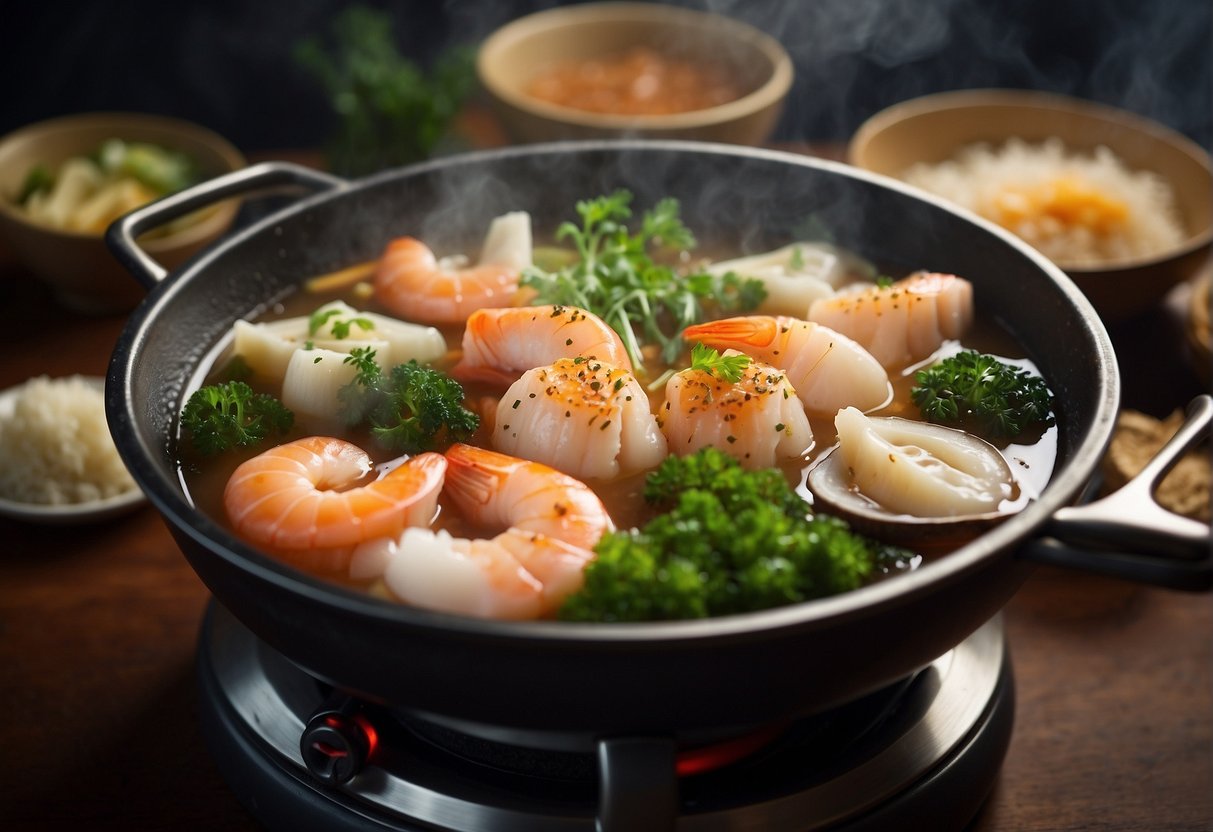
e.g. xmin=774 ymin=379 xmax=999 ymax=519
xmin=2 ymin=0 xmax=1209 ymax=154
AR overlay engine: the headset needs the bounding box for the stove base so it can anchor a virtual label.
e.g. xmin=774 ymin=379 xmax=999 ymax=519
xmin=196 ymin=601 xmax=1013 ymax=831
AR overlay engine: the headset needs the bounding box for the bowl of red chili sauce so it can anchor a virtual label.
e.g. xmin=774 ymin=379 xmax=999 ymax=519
xmin=477 ymin=2 xmax=793 ymax=145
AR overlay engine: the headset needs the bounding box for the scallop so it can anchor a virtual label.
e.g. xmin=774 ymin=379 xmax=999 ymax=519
xmin=807 ymin=272 xmax=974 ymax=368
xmin=493 ymin=358 xmax=667 ymax=480
xmin=658 ymin=353 xmax=812 ymax=469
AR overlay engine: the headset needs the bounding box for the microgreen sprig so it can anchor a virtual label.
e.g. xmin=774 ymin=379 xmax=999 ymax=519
xmin=520 ymin=190 xmax=766 ymax=375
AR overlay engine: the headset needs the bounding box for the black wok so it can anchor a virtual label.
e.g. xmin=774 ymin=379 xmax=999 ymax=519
xmin=105 ymin=142 xmax=1210 ymax=739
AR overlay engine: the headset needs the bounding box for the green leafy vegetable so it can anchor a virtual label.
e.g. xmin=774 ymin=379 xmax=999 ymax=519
xmin=911 ymin=350 xmax=1055 ymax=439
xmin=180 ymin=381 xmax=294 ymax=456
xmin=520 ymin=190 xmax=766 ymax=374
xmin=17 ymin=164 xmax=53 ymax=204
xmin=97 ymin=139 xmax=199 ymax=194
xmin=688 ymin=342 xmax=751 ymax=383
xmin=338 ymin=349 xmax=479 ymax=453
xmin=294 ymin=5 xmax=477 ymax=175
xmin=559 ymin=448 xmax=908 ymax=622
xmin=309 ymin=307 xmax=373 ymax=339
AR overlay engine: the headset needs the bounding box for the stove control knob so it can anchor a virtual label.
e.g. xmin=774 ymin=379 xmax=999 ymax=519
xmin=300 ymin=707 xmax=376 ymax=785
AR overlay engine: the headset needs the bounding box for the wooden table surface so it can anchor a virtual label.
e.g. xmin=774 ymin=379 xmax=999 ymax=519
xmin=0 ymin=140 xmax=1209 ymax=831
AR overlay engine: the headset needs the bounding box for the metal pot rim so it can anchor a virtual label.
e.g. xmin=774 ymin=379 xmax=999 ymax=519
xmin=107 ymin=139 xmax=1120 ymax=645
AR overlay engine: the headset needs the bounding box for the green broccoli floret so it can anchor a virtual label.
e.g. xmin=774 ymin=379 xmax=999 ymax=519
xmin=559 ymin=448 xmax=904 ymax=622
xmin=338 ymin=349 xmax=479 ymax=453
xmin=911 ymin=350 xmax=1054 ymax=440
xmin=180 ymin=381 xmax=294 ymax=456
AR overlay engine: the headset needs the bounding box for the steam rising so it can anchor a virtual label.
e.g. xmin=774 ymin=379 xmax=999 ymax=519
xmin=445 ymin=0 xmax=1210 ymax=148
xmin=2 ymin=1 xmax=1205 ymax=151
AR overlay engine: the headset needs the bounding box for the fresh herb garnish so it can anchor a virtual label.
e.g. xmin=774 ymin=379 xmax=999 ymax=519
xmin=180 ymin=381 xmax=294 ymax=456
xmin=520 ymin=190 xmax=766 ymax=374
xmin=294 ymin=5 xmax=476 ymax=175
xmin=559 ymin=448 xmax=907 ymax=621
xmin=338 ymin=349 xmax=479 ymax=453
xmin=689 ymin=342 xmax=751 ymax=383
xmin=911 ymin=350 xmax=1055 ymax=439
xmin=309 ymin=307 xmax=373 ymax=339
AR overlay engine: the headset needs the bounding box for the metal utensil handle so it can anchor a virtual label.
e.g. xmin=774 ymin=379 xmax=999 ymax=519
xmin=1019 ymin=394 xmax=1212 ymax=590
xmin=105 ymin=161 xmax=347 ymax=289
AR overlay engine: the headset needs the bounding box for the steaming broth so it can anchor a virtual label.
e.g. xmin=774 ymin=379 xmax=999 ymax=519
xmin=178 ymin=232 xmax=1057 ymax=613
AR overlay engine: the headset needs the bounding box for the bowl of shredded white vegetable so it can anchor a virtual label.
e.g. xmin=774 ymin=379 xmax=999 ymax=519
xmin=0 ymin=112 xmax=246 ymax=315
xmin=848 ymin=89 xmax=1213 ymax=322
xmin=0 ymin=375 xmax=145 ymax=524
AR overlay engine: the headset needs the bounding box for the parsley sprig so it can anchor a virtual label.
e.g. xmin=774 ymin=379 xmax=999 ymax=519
xmin=338 ymin=348 xmax=479 ymax=453
xmin=520 ymin=191 xmax=766 ymax=374
xmin=559 ymin=447 xmax=907 ymax=621
xmin=689 ymin=342 xmax=751 ymax=383
xmin=294 ymin=6 xmax=476 ymax=175
xmin=180 ymin=381 xmax=294 ymax=456
xmin=911 ymin=350 xmax=1055 ymax=440
xmin=309 ymin=307 xmax=373 ymax=340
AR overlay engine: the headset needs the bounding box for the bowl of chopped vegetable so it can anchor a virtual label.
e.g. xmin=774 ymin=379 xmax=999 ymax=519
xmin=0 ymin=112 xmax=246 ymax=314
xmin=477 ymin=2 xmax=793 ymax=145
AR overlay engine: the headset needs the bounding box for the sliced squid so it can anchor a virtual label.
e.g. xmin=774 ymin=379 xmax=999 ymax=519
xmin=232 ymin=300 xmax=447 ymax=381
xmin=831 ymin=407 xmax=1014 ymax=518
xmin=477 ymin=211 xmax=533 ymax=272
xmin=280 ymin=346 xmax=363 ymax=421
xmin=707 ymin=242 xmax=876 ymax=317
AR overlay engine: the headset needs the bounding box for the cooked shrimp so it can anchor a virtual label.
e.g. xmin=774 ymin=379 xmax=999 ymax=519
xmin=659 ymin=352 xmax=812 ymax=469
xmin=450 ymin=304 xmax=633 ymax=387
xmin=223 ymin=437 xmax=446 ymax=572
xmin=494 ymin=358 xmax=666 ymax=480
xmin=373 ymin=237 xmax=521 ymax=325
xmin=379 ymin=527 xmax=595 ymax=620
xmin=373 ymin=213 xmax=531 ymax=324
xmin=682 ymin=316 xmax=891 ymax=415
xmin=807 ymin=272 xmax=974 ymax=368
xmin=442 ymin=442 xmax=614 ymax=549
xmin=372 ymin=444 xmax=612 ymax=619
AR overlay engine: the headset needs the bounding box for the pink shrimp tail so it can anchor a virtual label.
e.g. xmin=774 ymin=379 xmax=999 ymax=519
xmin=683 ymin=316 xmax=781 ymax=349
xmin=442 ymin=443 xmax=512 ymax=514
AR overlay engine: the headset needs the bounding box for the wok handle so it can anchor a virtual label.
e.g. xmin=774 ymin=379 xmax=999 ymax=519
xmin=105 ymin=161 xmax=347 ymax=289
xmin=1018 ymin=394 xmax=1212 ymax=591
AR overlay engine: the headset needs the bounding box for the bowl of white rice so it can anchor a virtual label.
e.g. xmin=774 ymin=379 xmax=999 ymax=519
xmin=848 ymin=89 xmax=1212 ymax=321
xmin=0 ymin=375 xmax=144 ymax=524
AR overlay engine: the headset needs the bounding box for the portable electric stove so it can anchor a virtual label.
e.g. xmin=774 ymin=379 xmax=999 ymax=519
xmin=197 ymin=600 xmax=1013 ymax=831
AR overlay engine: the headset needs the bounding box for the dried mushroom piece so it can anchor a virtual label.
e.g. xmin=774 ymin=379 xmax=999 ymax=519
xmin=1102 ymin=409 xmax=1211 ymax=522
